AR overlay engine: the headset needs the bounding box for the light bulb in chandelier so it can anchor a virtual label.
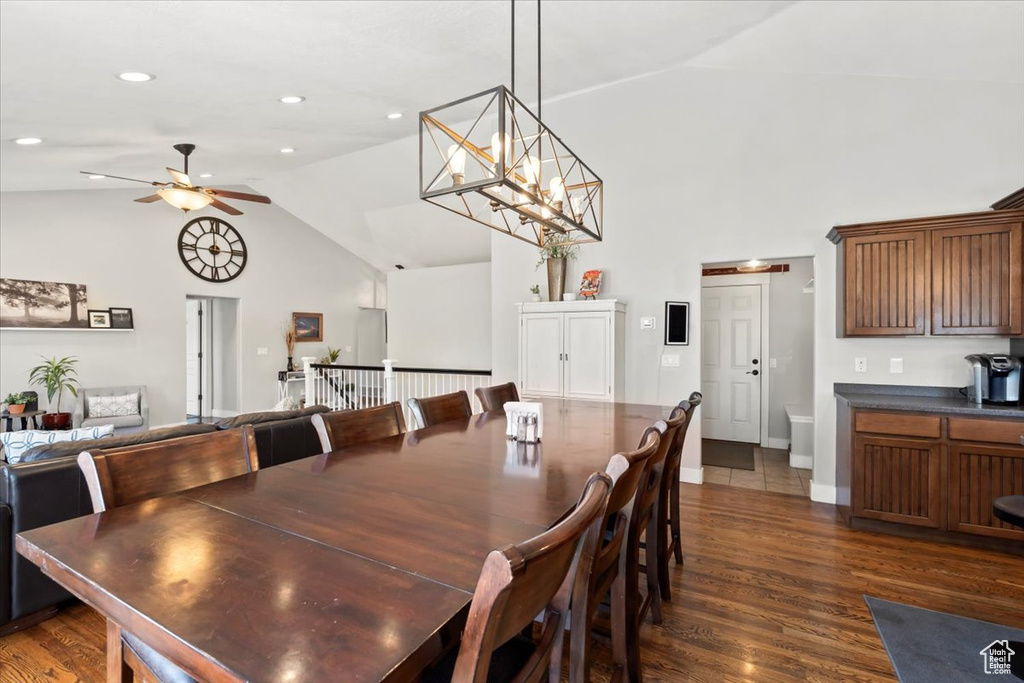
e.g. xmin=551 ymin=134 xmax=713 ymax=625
xmin=490 ymin=132 xmax=510 ymax=174
xmin=522 ymin=155 xmax=541 ymax=196
xmin=446 ymin=144 xmax=467 ymax=185
xmin=548 ymin=176 xmax=565 ymax=213
xmin=570 ymin=195 xmax=584 ymax=223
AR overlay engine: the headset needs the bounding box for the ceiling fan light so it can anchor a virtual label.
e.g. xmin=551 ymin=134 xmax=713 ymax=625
xmin=158 ymin=187 xmax=213 ymax=211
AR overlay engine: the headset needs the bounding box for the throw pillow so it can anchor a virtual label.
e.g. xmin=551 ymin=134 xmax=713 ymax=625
xmin=273 ymin=396 xmax=300 ymax=411
xmin=0 ymin=424 xmax=116 ymax=464
xmin=87 ymin=393 xmax=140 ymax=418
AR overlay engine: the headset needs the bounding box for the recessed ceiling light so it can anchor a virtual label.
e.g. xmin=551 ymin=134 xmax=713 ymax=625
xmin=13 ymin=137 xmax=43 ymax=145
xmin=280 ymin=96 xmax=305 ymax=104
xmin=88 ymin=174 xmax=105 ymax=180
xmin=118 ymin=72 xmax=155 ymax=82
xmin=280 ymin=148 xmax=295 ymax=154
xmin=199 ymin=173 xmax=213 ymax=178
xmin=386 ymin=112 xmax=403 ymax=120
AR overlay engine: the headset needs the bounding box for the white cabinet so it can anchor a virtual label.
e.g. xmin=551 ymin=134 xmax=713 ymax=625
xmin=517 ymin=300 xmax=626 ymax=402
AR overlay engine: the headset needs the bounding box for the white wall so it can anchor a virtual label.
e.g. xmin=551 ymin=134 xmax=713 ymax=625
xmin=0 ymin=188 xmax=384 ymax=426
xmin=767 ymin=258 xmax=815 ymax=443
xmin=387 ymin=262 xmax=491 ymax=370
xmin=489 ymin=66 xmax=1021 ymax=501
xmin=210 ymin=296 xmax=240 ymax=415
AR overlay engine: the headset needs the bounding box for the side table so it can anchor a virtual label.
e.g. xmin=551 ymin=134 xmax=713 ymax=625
xmin=1 ymin=409 xmax=45 ymax=432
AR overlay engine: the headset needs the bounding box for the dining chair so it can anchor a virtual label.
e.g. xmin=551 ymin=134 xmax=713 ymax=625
xmin=474 ymin=382 xmax=519 ymax=412
xmin=76 ymin=425 xmax=259 ymax=683
xmin=657 ymin=391 xmax=702 ymax=602
xmin=571 ymin=427 xmax=661 ymax=683
xmin=424 ymin=471 xmax=612 ymax=683
xmin=311 ymin=402 xmax=406 ymax=453
xmin=407 ymin=390 xmax=472 ymax=430
xmin=77 ymin=425 xmax=259 ymax=513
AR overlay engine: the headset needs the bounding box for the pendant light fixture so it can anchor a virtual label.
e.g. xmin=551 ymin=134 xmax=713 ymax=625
xmin=419 ymin=0 xmax=604 ymax=247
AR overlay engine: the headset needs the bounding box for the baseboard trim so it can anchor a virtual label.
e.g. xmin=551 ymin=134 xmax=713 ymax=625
xmin=767 ymin=437 xmax=790 ymax=450
xmin=789 ymin=453 xmax=813 ymax=469
xmin=680 ymin=466 xmax=703 ymax=485
xmin=810 ymin=481 xmax=836 ymax=504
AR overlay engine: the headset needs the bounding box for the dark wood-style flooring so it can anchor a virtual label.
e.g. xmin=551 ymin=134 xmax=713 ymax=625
xmin=2 ymin=483 xmax=1022 ymax=682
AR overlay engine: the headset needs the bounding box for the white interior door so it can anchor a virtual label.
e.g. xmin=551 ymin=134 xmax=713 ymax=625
xmin=563 ymin=312 xmax=611 ymax=400
xmin=185 ymin=299 xmax=200 ymax=415
xmin=520 ymin=313 xmax=563 ymax=397
xmin=701 ymin=285 xmax=762 ymax=442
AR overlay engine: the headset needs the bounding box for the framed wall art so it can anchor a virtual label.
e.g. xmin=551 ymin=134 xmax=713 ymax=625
xmin=292 ymin=312 xmax=323 ymax=342
xmin=664 ymin=301 xmax=690 ymax=346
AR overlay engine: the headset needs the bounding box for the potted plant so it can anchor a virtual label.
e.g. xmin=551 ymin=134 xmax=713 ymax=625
xmin=319 ymin=347 xmax=341 ymax=364
xmin=3 ymin=392 xmax=29 ymax=415
xmin=529 ymin=285 xmax=542 ymax=302
xmin=535 ymin=231 xmax=579 ymax=302
xmin=28 ymin=355 xmax=79 ymax=430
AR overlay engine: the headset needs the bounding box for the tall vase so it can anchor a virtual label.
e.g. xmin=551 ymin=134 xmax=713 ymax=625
xmin=546 ymin=257 xmax=566 ymax=302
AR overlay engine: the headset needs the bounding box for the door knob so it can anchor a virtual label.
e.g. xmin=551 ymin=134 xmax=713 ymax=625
xmin=752 ymin=359 xmax=759 ymax=365
xmin=746 ymin=369 xmax=759 ymax=376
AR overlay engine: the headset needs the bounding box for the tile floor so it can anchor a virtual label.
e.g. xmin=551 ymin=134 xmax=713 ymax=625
xmin=703 ymin=446 xmax=811 ymax=496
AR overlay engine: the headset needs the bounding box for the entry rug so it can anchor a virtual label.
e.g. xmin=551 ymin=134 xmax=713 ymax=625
xmin=701 ymin=439 xmax=755 ymax=471
xmin=864 ymin=595 xmax=1024 ymax=682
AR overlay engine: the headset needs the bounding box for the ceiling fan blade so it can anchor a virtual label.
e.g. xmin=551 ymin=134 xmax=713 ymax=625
xmin=134 ymin=194 xmax=163 ymax=203
xmin=207 ymin=188 xmax=272 ymax=204
xmin=210 ymin=199 xmax=243 ymax=216
xmin=166 ymin=167 xmax=193 ymax=188
xmin=80 ymin=171 xmax=160 ymax=185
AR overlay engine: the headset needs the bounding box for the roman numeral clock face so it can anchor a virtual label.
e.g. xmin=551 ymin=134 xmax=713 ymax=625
xmin=177 ymin=217 xmax=247 ymax=283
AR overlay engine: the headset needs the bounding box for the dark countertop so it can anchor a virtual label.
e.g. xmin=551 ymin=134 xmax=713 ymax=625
xmin=834 ymin=383 xmax=1024 ymax=420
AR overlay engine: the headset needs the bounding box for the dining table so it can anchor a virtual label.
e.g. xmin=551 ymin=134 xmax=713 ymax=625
xmin=16 ymin=398 xmax=674 ymax=682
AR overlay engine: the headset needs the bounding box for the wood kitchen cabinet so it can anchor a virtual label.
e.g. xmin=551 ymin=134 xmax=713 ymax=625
xmin=836 ymin=399 xmax=1024 ymax=549
xmin=829 ymin=209 xmax=1024 ymax=337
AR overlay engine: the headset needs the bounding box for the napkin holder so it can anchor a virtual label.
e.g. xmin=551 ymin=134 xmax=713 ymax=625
xmin=503 ymin=401 xmax=543 ymax=441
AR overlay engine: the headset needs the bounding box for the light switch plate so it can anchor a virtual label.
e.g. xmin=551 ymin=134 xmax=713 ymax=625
xmin=855 ymin=357 xmax=868 ymax=373
xmin=257 ymin=347 xmax=269 ymax=356
xmin=769 ymin=358 xmax=778 ymax=368
xmin=345 ymin=346 xmax=353 ymax=352
xmin=890 ymin=358 xmax=904 ymax=374
xmin=661 ymin=354 xmax=680 ymax=368
xmin=640 ymin=317 xmax=656 ymax=330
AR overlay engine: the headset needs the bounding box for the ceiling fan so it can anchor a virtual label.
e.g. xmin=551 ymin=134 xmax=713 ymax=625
xmin=80 ymin=143 xmax=271 ymax=216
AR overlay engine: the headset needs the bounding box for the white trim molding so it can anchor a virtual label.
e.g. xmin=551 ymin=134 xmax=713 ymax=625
xmin=790 ymin=454 xmax=813 ymax=469
xmin=681 ymin=466 xmax=703 ymax=485
xmin=810 ymin=481 xmax=836 ymax=504
xmin=767 ymin=437 xmax=790 ymax=450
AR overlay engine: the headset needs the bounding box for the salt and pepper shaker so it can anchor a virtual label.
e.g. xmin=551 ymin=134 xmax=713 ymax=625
xmin=515 ymin=414 xmax=539 ymax=443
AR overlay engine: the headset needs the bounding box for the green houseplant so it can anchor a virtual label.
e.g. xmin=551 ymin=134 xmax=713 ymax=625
xmin=28 ymin=355 xmax=79 ymax=429
xmin=319 ymin=347 xmax=341 ymax=364
xmin=3 ymin=392 xmax=29 ymax=415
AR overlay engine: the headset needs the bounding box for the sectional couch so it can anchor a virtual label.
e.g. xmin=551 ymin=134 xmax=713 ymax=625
xmin=0 ymin=406 xmax=330 ymax=635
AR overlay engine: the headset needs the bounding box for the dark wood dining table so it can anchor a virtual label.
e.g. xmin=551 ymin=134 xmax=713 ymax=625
xmin=16 ymin=398 xmax=673 ymax=682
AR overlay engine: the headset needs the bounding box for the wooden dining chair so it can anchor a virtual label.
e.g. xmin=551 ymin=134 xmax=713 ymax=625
xmin=77 ymin=425 xmax=259 ymax=513
xmin=76 ymin=425 xmax=259 ymax=683
xmin=571 ymin=427 xmax=661 ymax=683
xmin=311 ymin=402 xmax=406 ymax=453
xmin=656 ymin=391 xmax=702 ymax=602
xmin=424 ymin=471 xmax=612 ymax=683
xmin=407 ymin=390 xmax=472 ymax=430
xmin=474 ymin=382 xmax=519 ymax=412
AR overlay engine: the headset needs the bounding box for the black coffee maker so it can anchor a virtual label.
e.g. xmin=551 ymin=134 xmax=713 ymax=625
xmin=965 ymin=354 xmax=1023 ymax=405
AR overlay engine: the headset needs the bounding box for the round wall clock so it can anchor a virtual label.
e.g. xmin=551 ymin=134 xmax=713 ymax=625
xmin=177 ymin=217 xmax=248 ymax=282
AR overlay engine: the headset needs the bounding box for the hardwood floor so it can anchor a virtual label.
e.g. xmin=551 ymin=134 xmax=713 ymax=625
xmin=2 ymin=483 xmax=1022 ymax=682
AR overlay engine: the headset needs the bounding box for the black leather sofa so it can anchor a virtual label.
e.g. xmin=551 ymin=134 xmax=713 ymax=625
xmin=0 ymin=409 xmax=328 ymax=635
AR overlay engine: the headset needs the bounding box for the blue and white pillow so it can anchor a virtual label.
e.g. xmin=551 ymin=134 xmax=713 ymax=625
xmin=0 ymin=425 xmax=115 ymax=464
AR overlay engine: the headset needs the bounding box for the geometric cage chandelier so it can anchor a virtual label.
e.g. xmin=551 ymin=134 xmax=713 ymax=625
xmin=419 ymin=1 xmax=603 ymax=247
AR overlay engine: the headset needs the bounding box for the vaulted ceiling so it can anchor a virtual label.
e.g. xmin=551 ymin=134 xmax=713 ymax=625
xmin=2 ymin=1 xmax=1020 ymax=269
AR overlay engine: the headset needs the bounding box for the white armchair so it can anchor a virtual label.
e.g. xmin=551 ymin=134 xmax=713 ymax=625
xmin=73 ymin=386 xmax=149 ymax=434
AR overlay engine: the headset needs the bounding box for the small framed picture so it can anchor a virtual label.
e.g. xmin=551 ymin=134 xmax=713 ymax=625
xmin=88 ymin=309 xmax=112 ymax=329
xmin=109 ymin=307 xmax=134 ymax=329
xmin=579 ymin=269 xmax=603 ymax=299
xmin=664 ymin=301 xmax=690 ymax=346
xmin=292 ymin=312 xmax=323 ymax=342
